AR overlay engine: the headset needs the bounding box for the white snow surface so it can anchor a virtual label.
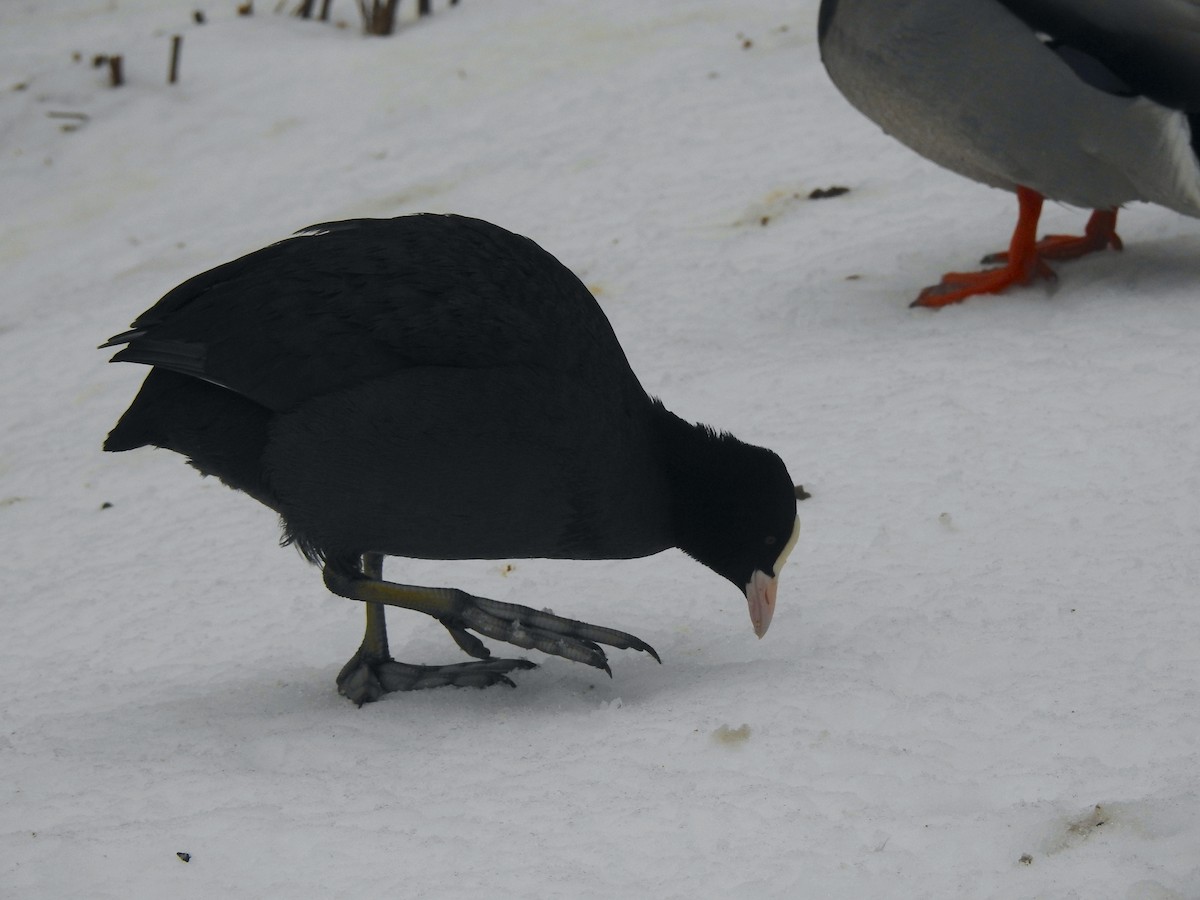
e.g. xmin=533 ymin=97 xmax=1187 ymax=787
xmin=3 ymin=1 xmax=1200 ymax=897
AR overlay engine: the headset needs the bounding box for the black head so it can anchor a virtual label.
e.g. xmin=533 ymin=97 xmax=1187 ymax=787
xmin=665 ymin=417 xmax=801 ymax=635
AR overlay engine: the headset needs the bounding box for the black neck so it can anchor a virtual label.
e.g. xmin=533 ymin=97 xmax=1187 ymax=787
xmin=652 ymin=401 xmax=751 ymax=580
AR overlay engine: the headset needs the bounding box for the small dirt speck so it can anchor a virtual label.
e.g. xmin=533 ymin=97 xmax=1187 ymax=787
xmin=712 ymin=723 xmax=751 ymax=745
xmin=1067 ymin=805 xmax=1108 ymax=838
xmin=809 ymin=186 xmax=850 ymax=200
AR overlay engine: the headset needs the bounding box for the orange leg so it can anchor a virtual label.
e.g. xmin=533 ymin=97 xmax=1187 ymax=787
xmin=984 ymin=207 xmax=1122 ymax=263
xmin=912 ymin=187 xmax=1122 ymax=309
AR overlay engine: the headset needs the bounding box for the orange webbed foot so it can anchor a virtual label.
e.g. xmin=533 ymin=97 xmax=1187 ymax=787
xmin=981 ymin=208 xmax=1122 ymax=265
xmin=912 ymin=256 xmax=1056 ymax=308
xmin=912 ymin=191 xmax=1121 ymax=309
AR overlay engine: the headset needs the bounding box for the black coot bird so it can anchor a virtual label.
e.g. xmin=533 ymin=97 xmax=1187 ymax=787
xmin=102 ymin=214 xmax=802 ymax=705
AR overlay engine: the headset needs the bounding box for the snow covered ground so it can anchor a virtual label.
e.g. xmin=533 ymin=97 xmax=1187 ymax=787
xmin=3 ymin=1 xmax=1199 ymax=896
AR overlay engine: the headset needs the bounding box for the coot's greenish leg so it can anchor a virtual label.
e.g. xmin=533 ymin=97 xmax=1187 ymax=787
xmin=334 ymin=553 xmax=537 ymax=705
xmin=324 ymin=556 xmax=659 ymax=700
xmin=331 ymin=554 xmax=532 ymax=710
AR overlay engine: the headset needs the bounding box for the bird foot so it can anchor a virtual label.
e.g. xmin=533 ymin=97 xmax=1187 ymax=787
xmin=336 ymin=646 xmax=537 ymax=705
xmin=912 ymin=255 xmax=1056 ymax=308
xmin=983 ymin=229 xmax=1122 ymax=265
xmin=913 ymin=196 xmax=1122 ymax=308
xmin=981 ymin=208 xmax=1122 ymax=265
xmin=447 ymin=593 xmax=661 ymax=676
xmin=324 ymin=566 xmax=662 ymax=684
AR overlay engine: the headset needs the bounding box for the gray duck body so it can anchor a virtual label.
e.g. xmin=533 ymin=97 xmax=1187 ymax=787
xmin=818 ymin=0 xmax=1200 ymax=216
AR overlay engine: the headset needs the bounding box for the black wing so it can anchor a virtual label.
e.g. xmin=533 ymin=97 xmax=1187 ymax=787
xmin=997 ymin=0 xmax=1200 ymax=111
xmin=102 ymin=214 xmax=631 ymax=412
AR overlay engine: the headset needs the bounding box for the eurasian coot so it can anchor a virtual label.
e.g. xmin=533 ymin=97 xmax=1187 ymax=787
xmin=103 ymin=215 xmax=802 ymax=704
